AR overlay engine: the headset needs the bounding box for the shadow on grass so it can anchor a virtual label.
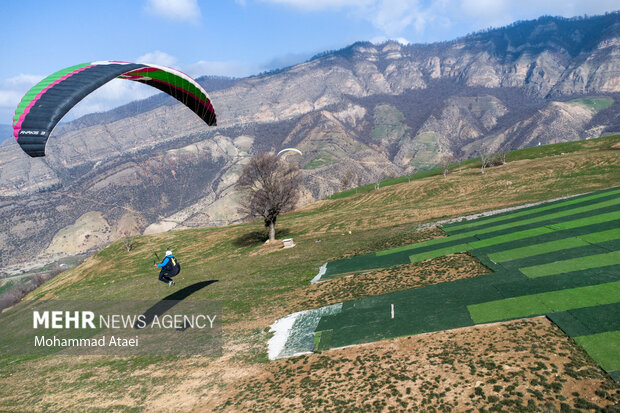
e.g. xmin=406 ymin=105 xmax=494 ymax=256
xmin=232 ymin=228 xmax=291 ymax=247
xmin=134 ymin=280 xmax=218 ymax=329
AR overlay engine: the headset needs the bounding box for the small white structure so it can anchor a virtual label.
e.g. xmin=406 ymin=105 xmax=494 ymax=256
xmin=282 ymin=238 xmax=296 ymax=249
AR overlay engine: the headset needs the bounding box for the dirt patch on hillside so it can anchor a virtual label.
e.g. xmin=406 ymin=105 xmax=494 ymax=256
xmin=204 ymin=318 xmax=619 ymax=412
xmin=45 ymin=211 xmax=111 ymax=256
xmin=249 ymin=239 xmax=285 ymax=256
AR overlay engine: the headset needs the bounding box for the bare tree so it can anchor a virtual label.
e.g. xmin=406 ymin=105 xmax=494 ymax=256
xmin=439 ymin=154 xmax=454 ymax=177
xmin=339 ymin=169 xmax=356 ymax=191
xmin=236 ymin=153 xmax=302 ymax=242
xmin=480 ymin=153 xmax=493 ymax=174
xmin=122 ymin=235 xmax=136 ymax=252
xmin=496 ymin=151 xmax=508 ymax=165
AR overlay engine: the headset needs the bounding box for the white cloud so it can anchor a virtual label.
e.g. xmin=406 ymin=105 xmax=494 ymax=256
xmin=259 ymin=0 xmax=437 ymax=36
xmin=259 ymin=0 xmax=618 ymax=40
xmin=144 ymin=0 xmax=202 ymax=24
xmin=136 ymin=50 xmax=179 ymax=68
xmin=369 ymin=0 xmax=423 ymax=35
xmin=5 ymin=74 xmax=44 ymax=87
xmin=0 ymin=74 xmax=45 ymax=122
xmin=0 ymin=90 xmax=24 ymax=108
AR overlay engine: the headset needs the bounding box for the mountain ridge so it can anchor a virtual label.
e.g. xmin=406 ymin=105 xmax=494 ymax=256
xmin=0 ymin=12 xmax=618 ymax=269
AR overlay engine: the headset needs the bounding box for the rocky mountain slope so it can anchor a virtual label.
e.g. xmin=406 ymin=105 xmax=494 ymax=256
xmin=0 ymin=13 xmax=618 ymax=270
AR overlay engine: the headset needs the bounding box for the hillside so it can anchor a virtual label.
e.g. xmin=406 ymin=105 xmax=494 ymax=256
xmin=0 ymin=136 xmax=618 ymax=411
xmin=0 ymin=13 xmax=619 ymax=271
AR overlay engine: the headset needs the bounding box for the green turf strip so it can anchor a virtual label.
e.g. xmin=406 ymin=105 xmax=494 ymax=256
xmin=460 ymin=198 xmax=620 ymax=237
xmin=376 ymin=233 xmax=471 ymax=256
xmin=487 ymin=237 xmax=590 ymax=262
xmin=308 ymin=265 xmax=620 ymax=352
xmin=406 ymin=227 xmax=556 ymax=262
xmin=475 ymin=221 xmax=620 ymax=255
xmin=322 ymin=250 xmax=413 ymax=278
xmin=548 ymin=303 xmax=620 ymax=337
xmin=467 ymin=281 xmax=620 ymax=324
xmin=409 ymin=224 xmax=591 ymax=263
xmin=378 ymin=200 xmax=620 ymax=258
xmin=496 ymin=243 xmax=613 ymax=271
xmin=330 ymin=213 xmax=619 ymax=276
xmin=519 ymin=251 xmax=620 ymax=278
xmin=400 ymin=213 xmax=619 ymax=264
xmin=579 ymin=228 xmax=620 ymax=244
xmin=574 ymin=331 xmax=620 ymax=372
xmin=491 ymin=265 xmax=620 ymax=299
xmin=548 ymin=210 xmax=620 ymax=230
xmin=487 ymin=229 xmax=620 ymax=262
xmin=468 ymin=295 xmax=552 ymax=323
xmin=469 ymin=227 xmax=556 ymax=248
xmin=469 ymin=211 xmax=620 ymax=252
xmin=405 ymin=203 xmax=620 ymax=261
xmin=443 ymin=187 xmax=620 ymax=233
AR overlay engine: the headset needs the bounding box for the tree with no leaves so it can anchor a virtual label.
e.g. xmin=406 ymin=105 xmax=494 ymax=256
xmin=480 ymin=152 xmax=493 ymax=174
xmin=339 ymin=169 xmax=356 ymax=191
xmin=439 ymin=153 xmax=455 ymax=177
xmin=496 ymin=151 xmax=508 ymax=165
xmin=235 ymin=152 xmax=302 ymax=242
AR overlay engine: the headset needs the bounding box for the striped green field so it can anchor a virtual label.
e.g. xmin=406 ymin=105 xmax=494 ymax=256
xmin=468 ymin=281 xmax=620 ymax=323
xmin=290 ymin=186 xmax=620 ymax=380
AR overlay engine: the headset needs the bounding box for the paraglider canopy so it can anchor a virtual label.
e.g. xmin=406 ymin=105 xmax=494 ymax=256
xmin=277 ymin=148 xmax=302 ymax=157
xmin=12 ymin=61 xmax=217 ymax=157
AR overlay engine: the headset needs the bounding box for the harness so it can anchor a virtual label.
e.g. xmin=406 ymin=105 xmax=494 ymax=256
xmin=164 ymin=256 xmax=181 ymax=275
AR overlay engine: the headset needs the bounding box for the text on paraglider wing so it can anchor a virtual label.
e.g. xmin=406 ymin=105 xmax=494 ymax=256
xmin=19 ymin=130 xmax=45 ymax=136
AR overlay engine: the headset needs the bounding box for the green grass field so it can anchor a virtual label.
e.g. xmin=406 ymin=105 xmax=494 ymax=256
xmin=569 ymin=97 xmax=614 ymax=111
xmin=294 ymin=185 xmax=620 ymax=380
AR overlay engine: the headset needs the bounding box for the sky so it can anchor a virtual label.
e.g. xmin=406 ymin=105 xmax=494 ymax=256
xmin=0 ymin=0 xmax=618 ymax=125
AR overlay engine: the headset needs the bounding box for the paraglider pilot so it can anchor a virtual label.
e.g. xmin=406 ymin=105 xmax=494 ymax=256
xmin=155 ymin=250 xmax=180 ymax=287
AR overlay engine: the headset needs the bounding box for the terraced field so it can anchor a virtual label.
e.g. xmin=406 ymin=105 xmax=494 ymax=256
xmin=275 ymin=186 xmax=620 ymax=381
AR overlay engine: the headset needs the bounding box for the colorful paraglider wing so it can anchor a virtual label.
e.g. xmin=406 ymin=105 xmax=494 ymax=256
xmin=13 ymin=61 xmax=216 ymax=157
xmin=277 ymin=148 xmax=303 ymax=156
xmin=118 ymin=64 xmax=216 ymax=127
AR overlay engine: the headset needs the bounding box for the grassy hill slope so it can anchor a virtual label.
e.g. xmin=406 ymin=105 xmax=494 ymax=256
xmin=0 ymin=135 xmax=618 ymax=411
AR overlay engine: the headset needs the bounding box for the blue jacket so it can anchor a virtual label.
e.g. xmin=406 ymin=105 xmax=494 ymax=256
xmin=157 ymin=255 xmax=175 ymax=268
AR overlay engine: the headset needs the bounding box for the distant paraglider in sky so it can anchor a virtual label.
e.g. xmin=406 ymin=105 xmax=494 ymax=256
xmin=277 ymin=148 xmax=302 ymax=157
xmin=12 ymin=61 xmax=217 ymax=157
